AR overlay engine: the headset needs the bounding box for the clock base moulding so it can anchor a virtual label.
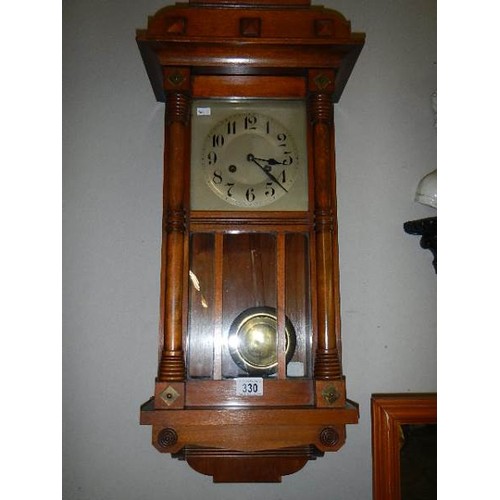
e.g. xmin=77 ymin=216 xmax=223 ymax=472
xmin=140 ymin=397 xmax=358 ymax=482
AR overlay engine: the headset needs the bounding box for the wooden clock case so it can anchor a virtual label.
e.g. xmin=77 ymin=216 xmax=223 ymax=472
xmin=137 ymin=0 xmax=365 ymax=482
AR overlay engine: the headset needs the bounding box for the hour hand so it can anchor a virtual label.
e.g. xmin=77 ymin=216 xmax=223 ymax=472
xmin=251 ymin=156 xmax=284 ymax=166
xmin=247 ymin=154 xmax=288 ymax=193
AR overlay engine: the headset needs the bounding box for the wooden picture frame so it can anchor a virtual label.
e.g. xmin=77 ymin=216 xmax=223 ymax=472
xmin=371 ymin=393 xmax=437 ymax=500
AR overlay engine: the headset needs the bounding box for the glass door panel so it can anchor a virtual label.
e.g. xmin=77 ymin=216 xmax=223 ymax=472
xmin=187 ymin=231 xmax=312 ymax=380
xmin=222 ymin=233 xmax=277 ymax=378
xmin=187 ymin=233 xmax=215 ymax=379
xmin=285 ymin=233 xmax=311 ymax=378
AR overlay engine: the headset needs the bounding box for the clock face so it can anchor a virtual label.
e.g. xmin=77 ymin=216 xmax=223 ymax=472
xmin=202 ymin=112 xmax=299 ymax=208
xmin=191 ymin=100 xmax=308 ymax=211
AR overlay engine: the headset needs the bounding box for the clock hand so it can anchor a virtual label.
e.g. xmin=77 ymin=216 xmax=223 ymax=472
xmin=251 ymin=156 xmax=284 ymax=166
xmin=247 ymin=154 xmax=288 ymax=193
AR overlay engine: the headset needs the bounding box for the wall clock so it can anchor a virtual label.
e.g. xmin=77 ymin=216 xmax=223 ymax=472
xmin=136 ymin=0 xmax=365 ymax=482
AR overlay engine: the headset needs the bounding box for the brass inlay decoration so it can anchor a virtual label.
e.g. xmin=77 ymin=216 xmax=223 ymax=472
xmin=159 ymin=385 xmax=180 ymax=406
xmin=321 ymin=384 xmax=340 ymax=405
xmin=314 ymin=73 xmax=333 ymax=91
xmin=167 ymin=71 xmax=186 ymax=87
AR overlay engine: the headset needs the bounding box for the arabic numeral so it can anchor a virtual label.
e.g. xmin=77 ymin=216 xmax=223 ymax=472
xmin=243 ymin=382 xmax=258 ymax=394
xmin=246 ymin=187 xmax=255 ymax=202
xmin=207 ymin=151 xmax=217 ymax=165
xmin=227 ymin=121 xmax=236 ymax=135
xmin=265 ymin=182 xmax=275 ymax=197
xmin=236 ymin=377 xmax=263 ymax=396
xmin=212 ymin=134 xmax=225 ymax=147
xmin=212 ymin=170 xmax=223 ymax=184
xmin=244 ymin=115 xmax=257 ymax=130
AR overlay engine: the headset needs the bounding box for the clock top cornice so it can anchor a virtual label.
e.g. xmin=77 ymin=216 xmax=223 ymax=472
xmin=136 ymin=0 xmax=365 ymax=102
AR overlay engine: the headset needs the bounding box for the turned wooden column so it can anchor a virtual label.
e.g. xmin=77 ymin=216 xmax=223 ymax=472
xmin=157 ymin=70 xmax=191 ymax=382
xmin=309 ymin=85 xmax=342 ymax=381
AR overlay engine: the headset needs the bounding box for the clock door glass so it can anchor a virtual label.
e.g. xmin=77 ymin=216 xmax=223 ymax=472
xmin=222 ymin=233 xmax=279 ymax=378
xmin=187 ymin=231 xmax=311 ymax=380
xmin=191 ymin=99 xmax=308 ymax=211
xmin=284 ymin=232 xmax=312 ymax=378
xmin=186 ymin=233 xmax=216 ymax=379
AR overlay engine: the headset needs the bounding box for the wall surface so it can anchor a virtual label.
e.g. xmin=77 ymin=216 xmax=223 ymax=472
xmin=63 ymin=0 xmax=436 ymax=498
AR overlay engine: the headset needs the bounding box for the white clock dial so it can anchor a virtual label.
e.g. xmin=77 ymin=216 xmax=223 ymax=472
xmin=190 ymin=99 xmax=308 ymax=212
xmin=201 ymin=112 xmax=300 ymax=208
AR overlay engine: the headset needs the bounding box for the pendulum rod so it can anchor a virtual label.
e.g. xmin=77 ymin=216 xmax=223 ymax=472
xmin=213 ymin=232 xmax=224 ymax=380
xmin=276 ymin=232 xmax=287 ymax=379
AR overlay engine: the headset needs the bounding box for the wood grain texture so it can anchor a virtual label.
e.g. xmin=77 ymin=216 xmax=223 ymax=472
xmin=185 ymin=379 xmax=314 ymax=407
xmin=141 ymin=397 xmax=357 ymax=453
xmin=136 ymin=2 xmax=365 ymax=102
xmin=184 ymin=448 xmax=316 ymax=483
xmin=309 ymin=91 xmax=342 ymax=380
xmin=158 ymin=91 xmax=191 ymax=382
xmin=192 ymin=75 xmax=306 ymax=98
xmin=371 ymin=394 xmax=437 ymax=500
xmin=189 ymin=0 xmax=311 ymax=6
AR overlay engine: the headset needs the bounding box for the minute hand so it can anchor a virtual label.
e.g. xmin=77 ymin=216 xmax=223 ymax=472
xmin=247 ymin=154 xmax=288 ymax=193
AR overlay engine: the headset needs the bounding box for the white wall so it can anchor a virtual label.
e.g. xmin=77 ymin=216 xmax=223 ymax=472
xmin=63 ymin=1 xmax=436 ymax=498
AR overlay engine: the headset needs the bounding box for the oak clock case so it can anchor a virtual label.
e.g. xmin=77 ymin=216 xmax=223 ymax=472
xmin=136 ymin=0 xmax=365 ymax=483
